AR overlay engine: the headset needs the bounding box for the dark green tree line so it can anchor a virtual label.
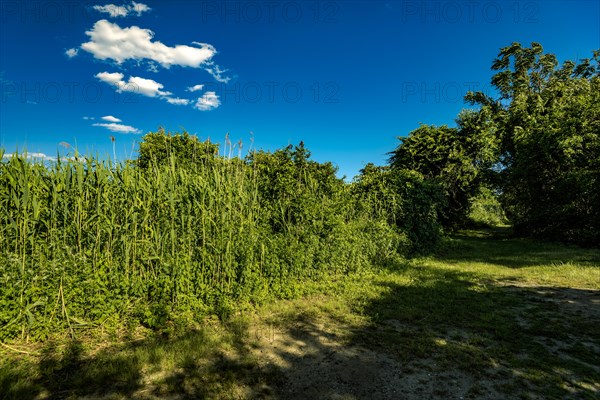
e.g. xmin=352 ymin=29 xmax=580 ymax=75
xmin=386 ymin=42 xmax=599 ymax=245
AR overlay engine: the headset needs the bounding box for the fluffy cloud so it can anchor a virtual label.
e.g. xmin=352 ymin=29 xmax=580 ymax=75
xmin=165 ymin=97 xmax=191 ymax=106
xmin=95 ymin=71 xmax=199 ymax=106
xmin=95 ymin=72 xmax=171 ymax=98
xmin=92 ymin=1 xmax=151 ymax=18
xmin=95 ymin=71 xmax=124 ymax=86
xmin=101 ymin=115 xmax=122 ymax=122
xmin=186 ymin=84 xmax=204 ymax=92
xmin=66 ymin=48 xmax=79 ymax=58
xmin=127 ymin=76 xmax=172 ymax=97
xmin=81 ymin=20 xmax=217 ymax=69
xmin=194 ymin=91 xmax=220 ymax=111
xmin=93 ymin=123 xmax=141 ymax=134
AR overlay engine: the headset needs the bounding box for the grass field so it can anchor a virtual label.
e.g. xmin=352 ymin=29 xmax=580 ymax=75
xmin=1 ymin=228 xmax=599 ymax=399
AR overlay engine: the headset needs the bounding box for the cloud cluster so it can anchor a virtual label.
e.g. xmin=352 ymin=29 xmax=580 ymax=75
xmin=81 ymin=115 xmax=141 ymax=134
xmin=81 ymin=20 xmax=217 ymax=69
xmin=96 ymin=71 xmax=220 ymax=110
xmin=2 ymin=152 xmax=88 ymax=163
xmin=95 ymin=72 xmax=171 ymax=98
xmin=68 ymin=8 xmax=229 ymax=114
xmin=93 ymin=1 xmax=151 ymax=18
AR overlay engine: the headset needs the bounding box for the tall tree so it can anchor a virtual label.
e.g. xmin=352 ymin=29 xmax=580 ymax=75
xmin=468 ymin=43 xmax=600 ymax=244
xmin=389 ymin=107 xmax=498 ymax=228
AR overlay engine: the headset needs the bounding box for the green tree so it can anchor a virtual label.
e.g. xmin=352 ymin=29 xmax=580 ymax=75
xmin=247 ymin=142 xmax=343 ymax=233
xmin=388 ymin=108 xmax=499 ymax=228
xmin=351 ymin=164 xmax=444 ymax=252
xmin=137 ymin=128 xmax=219 ymax=170
xmin=468 ymin=42 xmax=600 ymax=244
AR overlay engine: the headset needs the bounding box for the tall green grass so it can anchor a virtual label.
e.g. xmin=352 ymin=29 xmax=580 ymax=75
xmin=0 ymin=146 xmax=414 ymax=341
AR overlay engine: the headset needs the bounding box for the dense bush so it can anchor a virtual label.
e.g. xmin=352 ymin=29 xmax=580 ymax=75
xmin=351 ymin=164 xmax=444 ymax=253
xmin=0 ymin=136 xmax=439 ymax=341
xmin=136 ymin=128 xmax=219 ymax=169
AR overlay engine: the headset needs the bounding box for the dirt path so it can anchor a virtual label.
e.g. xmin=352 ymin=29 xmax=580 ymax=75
xmin=250 ymin=318 xmax=499 ymax=399
xmin=243 ymin=284 xmax=600 ymax=400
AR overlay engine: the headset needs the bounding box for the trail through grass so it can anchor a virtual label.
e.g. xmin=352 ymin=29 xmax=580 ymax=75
xmin=1 ymin=229 xmax=599 ymax=399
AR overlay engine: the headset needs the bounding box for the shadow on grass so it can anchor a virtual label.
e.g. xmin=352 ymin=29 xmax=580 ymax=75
xmin=437 ymin=229 xmax=600 ymax=269
xmin=1 ymin=323 xmax=283 ymax=400
xmin=231 ymin=262 xmax=598 ymax=399
xmin=351 ymin=264 xmax=600 ymax=398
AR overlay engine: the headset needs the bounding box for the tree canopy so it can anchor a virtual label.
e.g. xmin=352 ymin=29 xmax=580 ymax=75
xmin=388 ymin=42 xmax=599 ymax=245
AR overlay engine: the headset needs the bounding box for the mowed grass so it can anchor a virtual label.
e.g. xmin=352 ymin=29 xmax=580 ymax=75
xmin=1 ymin=228 xmax=599 ymax=399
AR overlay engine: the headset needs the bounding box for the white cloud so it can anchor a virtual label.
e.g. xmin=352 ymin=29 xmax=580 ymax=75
xmin=81 ymin=20 xmax=217 ymax=69
xmin=127 ymin=76 xmax=172 ymax=97
xmin=93 ymin=4 xmax=129 ymax=18
xmin=95 ymin=71 xmax=124 ymax=86
xmin=92 ymin=2 xmax=151 ymax=18
xmin=186 ymin=84 xmax=204 ymax=92
xmin=66 ymin=48 xmax=79 ymax=58
xmin=93 ymin=123 xmax=141 ymax=134
xmin=95 ymin=72 xmax=197 ymax=107
xmin=83 ymin=116 xmax=95 ymax=120
xmin=165 ymin=97 xmax=190 ymax=105
xmin=3 ymin=152 xmax=56 ymax=162
xmin=194 ymin=91 xmax=220 ymax=111
xmin=95 ymin=71 xmax=171 ymax=98
xmin=101 ymin=115 xmax=122 ymax=122
xmin=130 ymin=1 xmax=151 ymax=16
xmin=204 ymin=62 xmax=231 ymax=83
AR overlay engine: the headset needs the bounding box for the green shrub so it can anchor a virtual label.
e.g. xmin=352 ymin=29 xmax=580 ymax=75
xmin=467 ymin=187 xmax=508 ymax=227
xmin=0 ymin=136 xmax=432 ymax=341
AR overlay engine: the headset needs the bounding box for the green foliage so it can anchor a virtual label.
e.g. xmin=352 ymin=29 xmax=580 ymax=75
xmin=0 ymin=135 xmax=426 ymax=341
xmin=387 ymin=42 xmax=599 ymax=244
xmin=4 ymin=41 xmax=598 ymax=343
xmin=388 ymin=110 xmax=499 ymax=228
xmin=351 ymin=164 xmax=444 ymax=253
xmin=247 ymin=142 xmax=344 ymax=234
xmin=467 ymin=187 xmax=508 ymax=228
xmin=136 ymin=128 xmax=219 ymax=169
xmin=469 ymin=42 xmax=600 ymax=245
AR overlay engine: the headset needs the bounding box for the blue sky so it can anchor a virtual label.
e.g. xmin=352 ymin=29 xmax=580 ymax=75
xmin=1 ymin=0 xmax=598 ymax=179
